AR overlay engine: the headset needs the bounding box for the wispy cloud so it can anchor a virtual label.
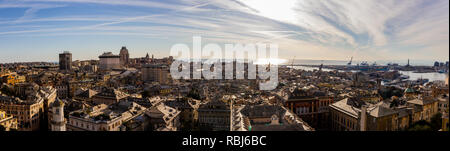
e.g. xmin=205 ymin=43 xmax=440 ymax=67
xmin=0 ymin=0 xmax=448 ymax=63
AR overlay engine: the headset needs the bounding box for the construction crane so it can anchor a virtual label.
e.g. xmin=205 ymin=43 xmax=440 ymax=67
xmin=319 ymin=60 xmax=324 ymax=71
xmin=289 ymin=56 xmax=296 ymax=73
xmin=291 ymin=56 xmax=296 ymax=67
xmin=347 ymin=56 xmax=353 ymax=66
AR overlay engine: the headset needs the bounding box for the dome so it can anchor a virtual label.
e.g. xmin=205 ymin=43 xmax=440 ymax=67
xmin=120 ymin=46 xmax=129 ymax=54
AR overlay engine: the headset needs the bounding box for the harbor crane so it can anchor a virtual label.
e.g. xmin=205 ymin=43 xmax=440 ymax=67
xmin=347 ymin=56 xmax=353 ymax=66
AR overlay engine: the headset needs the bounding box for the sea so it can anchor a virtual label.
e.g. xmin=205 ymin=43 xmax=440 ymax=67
xmin=286 ymin=60 xmax=448 ymax=82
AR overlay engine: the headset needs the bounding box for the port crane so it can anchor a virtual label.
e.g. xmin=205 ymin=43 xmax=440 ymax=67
xmin=289 ymin=56 xmax=296 ymax=67
xmin=289 ymin=56 xmax=295 ymax=72
xmin=347 ymin=56 xmax=353 ymax=66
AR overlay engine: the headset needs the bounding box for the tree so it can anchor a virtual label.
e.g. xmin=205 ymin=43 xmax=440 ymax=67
xmin=408 ymin=124 xmax=432 ymax=131
xmin=379 ymin=86 xmax=403 ymax=99
xmin=408 ymin=120 xmax=433 ymax=131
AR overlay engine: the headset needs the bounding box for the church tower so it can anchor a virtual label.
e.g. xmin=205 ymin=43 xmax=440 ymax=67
xmin=119 ymin=46 xmax=129 ymax=67
xmin=51 ymin=99 xmax=66 ymax=131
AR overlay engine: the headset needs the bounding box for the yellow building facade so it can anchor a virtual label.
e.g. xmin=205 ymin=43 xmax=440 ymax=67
xmin=1 ymin=74 xmax=26 ymax=85
xmin=0 ymin=99 xmax=44 ymax=131
xmin=442 ymin=114 xmax=448 ymax=131
xmin=0 ymin=110 xmax=18 ymax=131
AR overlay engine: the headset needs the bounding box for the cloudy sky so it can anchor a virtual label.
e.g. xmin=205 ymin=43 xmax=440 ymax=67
xmin=0 ymin=0 xmax=448 ymax=65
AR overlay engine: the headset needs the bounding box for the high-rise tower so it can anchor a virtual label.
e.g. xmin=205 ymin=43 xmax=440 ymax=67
xmin=59 ymin=51 xmax=72 ymax=71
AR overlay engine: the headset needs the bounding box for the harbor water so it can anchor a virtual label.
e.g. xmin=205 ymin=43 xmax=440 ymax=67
xmin=290 ymin=66 xmax=448 ymax=82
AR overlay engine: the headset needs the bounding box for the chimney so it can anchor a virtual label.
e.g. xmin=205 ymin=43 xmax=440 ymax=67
xmin=360 ymin=105 xmax=367 ymax=131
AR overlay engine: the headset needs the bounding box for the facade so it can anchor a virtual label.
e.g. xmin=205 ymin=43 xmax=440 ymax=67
xmin=1 ymin=74 xmax=26 ymax=85
xmin=329 ymin=98 xmax=399 ymax=131
xmin=146 ymin=101 xmax=181 ymax=131
xmin=446 ymin=74 xmax=449 ymax=86
xmin=59 ymin=51 xmax=72 ymax=71
xmin=438 ymin=95 xmax=449 ymax=114
xmin=407 ymin=97 xmax=439 ymax=122
xmin=92 ymin=87 xmax=129 ymax=105
xmin=99 ymin=52 xmax=121 ymax=70
xmin=198 ymin=99 xmax=230 ymax=131
xmin=55 ymin=83 xmax=70 ymax=99
xmin=141 ymin=64 xmax=170 ymax=84
xmin=431 ymin=85 xmax=449 ymax=97
xmin=0 ymin=110 xmax=18 ymax=131
xmin=329 ymin=96 xmax=440 ymax=131
xmin=66 ymin=101 xmax=146 ymax=131
xmin=0 ymin=94 xmax=44 ymax=131
xmin=442 ymin=113 xmax=449 ymax=131
xmin=74 ymin=89 xmax=98 ymax=102
xmin=119 ymin=46 xmax=130 ymax=67
xmin=0 ymin=84 xmax=56 ymax=131
xmin=50 ymin=99 xmax=66 ymax=131
xmin=284 ymin=89 xmax=334 ymax=129
xmin=329 ymin=98 xmax=362 ymax=131
xmin=40 ymin=86 xmax=58 ymax=130
xmin=231 ymin=104 xmax=314 ymax=131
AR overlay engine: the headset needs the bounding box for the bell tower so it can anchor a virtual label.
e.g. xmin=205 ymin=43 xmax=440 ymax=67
xmin=51 ymin=99 xmax=66 ymax=131
xmin=119 ymin=46 xmax=130 ymax=67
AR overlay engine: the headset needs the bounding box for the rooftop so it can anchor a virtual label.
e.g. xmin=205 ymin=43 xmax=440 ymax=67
xmin=99 ymin=52 xmax=120 ymax=58
xmin=93 ymin=87 xmax=128 ymax=100
xmin=69 ymin=101 xmax=146 ymax=123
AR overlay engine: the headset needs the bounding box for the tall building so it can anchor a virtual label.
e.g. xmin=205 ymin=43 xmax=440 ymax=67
xmin=0 ymin=84 xmax=56 ymax=131
xmin=0 ymin=93 xmax=44 ymax=131
xmin=197 ymin=99 xmax=231 ymax=131
xmin=119 ymin=46 xmax=130 ymax=67
xmin=284 ymin=88 xmax=334 ymax=130
xmin=329 ymin=96 xmax=439 ymax=131
xmin=50 ymin=99 xmax=66 ymax=131
xmin=59 ymin=51 xmax=72 ymax=71
xmin=141 ymin=64 xmax=170 ymax=84
xmin=99 ymin=52 xmax=121 ymax=70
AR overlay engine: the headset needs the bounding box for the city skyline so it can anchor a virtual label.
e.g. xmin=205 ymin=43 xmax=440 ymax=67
xmin=0 ymin=0 xmax=449 ymax=64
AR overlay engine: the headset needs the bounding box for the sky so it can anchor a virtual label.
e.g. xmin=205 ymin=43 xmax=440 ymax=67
xmin=0 ymin=0 xmax=448 ymax=65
